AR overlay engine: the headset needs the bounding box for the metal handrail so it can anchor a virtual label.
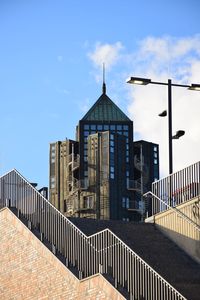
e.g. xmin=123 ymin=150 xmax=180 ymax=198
xmin=152 ymin=161 xmax=200 ymax=208
xmin=144 ymin=191 xmax=200 ymax=232
xmin=0 ymin=169 xmax=186 ymax=300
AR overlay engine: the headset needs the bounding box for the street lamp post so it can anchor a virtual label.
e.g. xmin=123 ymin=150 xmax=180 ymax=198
xmin=127 ymin=77 xmax=200 ymax=174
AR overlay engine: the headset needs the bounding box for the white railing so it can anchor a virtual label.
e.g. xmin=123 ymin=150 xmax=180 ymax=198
xmin=144 ymin=191 xmax=200 ymax=233
xmin=0 ymin=169 xmax=187 ymax=300
xmin=152 ymin=162 xmax=200 ymax=214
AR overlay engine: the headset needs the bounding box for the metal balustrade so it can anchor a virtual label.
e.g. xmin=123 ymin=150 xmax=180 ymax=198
xmin=144 ymin=191 xmax=200 ymax=233
xmin=152 ymin=161 xmax=200 ymax=215
xmin=0 ymin=169 xmax=186 ymax=300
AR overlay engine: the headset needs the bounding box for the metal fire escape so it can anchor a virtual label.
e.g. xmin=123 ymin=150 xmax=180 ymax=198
xmin=66 ymin=144 xmax=88 ymax=216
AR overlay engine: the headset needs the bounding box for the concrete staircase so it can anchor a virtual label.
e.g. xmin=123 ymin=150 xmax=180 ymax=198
xmin=70 ymin=217 xmax=200 ymax=300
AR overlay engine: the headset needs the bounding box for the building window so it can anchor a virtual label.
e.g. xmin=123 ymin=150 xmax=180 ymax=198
xmin=110 ymin=125 xmax=115 ymax=130
xmin=51 ymin=158 xmax=55 ymax=163
xmin=122 ymin=218 xmax=129 ymax=222
xmin=84 ymin=131 xmax=89 ymax=136
xmin=110 ymin=166 xmax=115 ymax=179
xmin=154 ymin=159 xmax=158 ymax=164
xmin=154 ymin=152 xmax=157 ymax=158
xmin=123 ymin=125 xmax=128 ymax=130
xmin=51 ymin=144 xmax=55 ymax=151
xmin=90 ymin=125 xmax=96 ymax=130
xmin=110 ymin=134 xmax=114 ymax=140
xmin=97 ymin=125 xmax=103 ymax=130
xmin=50 ymin=177 xmax=55 ymax=189
xmin=117 ymin=125 xmax=122 ymax=130
xmin=110 ymin=147 xmax=114 ymax=153
xmin=126 ymin=157 xmax=129 ymax=163
xmin=84 ymin=125 xmax=89 ymax=130
xmin=123 ymin=131 xmax=129 ymax=137
xmin=83 ymin=196 xmax=94 ymax=209
xmin=110 ymin=140 xmax=114 ymax=146
xmin=122 ymin=197 xmax=130 ymax=208
xmin=154 ymin=146 xmax=157 ymax=152
xmin=103 ymin=125 xmax=109 ymax=130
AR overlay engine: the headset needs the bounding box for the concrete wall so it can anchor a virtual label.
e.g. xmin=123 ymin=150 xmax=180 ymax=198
xmin=0 ymin=208 xmax=125 ymax=300
xmin=148 ymin=197 xmax=200 ymax=264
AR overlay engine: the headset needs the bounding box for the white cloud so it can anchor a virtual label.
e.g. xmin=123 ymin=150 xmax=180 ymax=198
xmin=87 ymin=36 xmax=200 ymax=178
xmin=88 ymin=42 xmax=123 ymax=70
xmin=127 ymin=35 xmax=200 ymax=177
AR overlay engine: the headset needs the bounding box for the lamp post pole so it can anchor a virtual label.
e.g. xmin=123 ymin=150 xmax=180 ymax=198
xmin=168 ymin=79 xmax=173 ymax=174
xmin=126 ymin=77 xmax=200 ymax=175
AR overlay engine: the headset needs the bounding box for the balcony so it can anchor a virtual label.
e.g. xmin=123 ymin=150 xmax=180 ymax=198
xmin=127 ymin=179 xmax=141 ymax=191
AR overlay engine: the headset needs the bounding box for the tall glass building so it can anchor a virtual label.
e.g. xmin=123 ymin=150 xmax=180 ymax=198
xmin=49 ymin=83 xmax=159 ymax=221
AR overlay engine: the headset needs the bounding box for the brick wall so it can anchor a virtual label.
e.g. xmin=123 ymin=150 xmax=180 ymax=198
xmin=0 ymin=208 xmax=125 ymax=300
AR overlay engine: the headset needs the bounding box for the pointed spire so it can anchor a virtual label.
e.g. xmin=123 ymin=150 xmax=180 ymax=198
xmin=102 ymin=62 xmax=106 ymax=94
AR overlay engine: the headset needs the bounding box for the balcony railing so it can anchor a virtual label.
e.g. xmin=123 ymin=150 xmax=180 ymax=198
xmin=0 ymin=169 xmax=186 ymax=300
xmin=127 ymin=179 xmax=141 ymax=191
xmin=151 ymin=161 xmax=200 ymax=216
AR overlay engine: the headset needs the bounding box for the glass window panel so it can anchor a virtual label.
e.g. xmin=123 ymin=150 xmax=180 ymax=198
xmin=123 ymin=132 xmax=129 ymax=136
xmin=126 ymin=157 xmax=129 ymax=162
xmin=103 ymin=125 xmax=109 ymax=130
xmin=117 ymin=125 xmax=122 ymax=130
xmin=84 ymin=131 xmax=89 ymax=136
xmin=110 ymin=166 xmax=114 ymax=172
xmin=154 ymin=152 xmax=157 ymax=158
xmin=110 ymin=173 xmax=114 ymax=179
xmin=154 ymin=146 xmax=157 ymax=152
xmin=154 ymin=159 xmax=158 ymax=164
xmin=110 ymin=125 xmax=115 ymax=130
xmin=97 ymin=125 xmax=103 ymax=130
xmin=123 ymin=125 xmax=128 ymax=130
xmin=84 ymin=125 xmax=89 ymax=130
xmin=126 ymin=197 xmax=130 ymax=209
xmin=110 ymin=147 xmax=114 ymax=153
xmin=110 ymin=141 xmax=114 ymax=146
xmin=91 ymin=125 xmax=96 ymax=130
xmin=110 ymin=134 xmax=114 ymax=140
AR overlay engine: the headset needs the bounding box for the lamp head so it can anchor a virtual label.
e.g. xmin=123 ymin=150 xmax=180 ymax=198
xmin=158 ymin=110 xmax=167 ymax=117
xmin=172 ymin=130 xmax=185 ymax=139
xmin=188 ymin=84 xmax=200 ymax=91
xmin=126 ymin=77 xmax=151 ymax=85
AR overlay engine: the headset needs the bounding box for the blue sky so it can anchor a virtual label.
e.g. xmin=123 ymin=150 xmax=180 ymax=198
xmin=1 ymin=0 xmax=200 ymax=187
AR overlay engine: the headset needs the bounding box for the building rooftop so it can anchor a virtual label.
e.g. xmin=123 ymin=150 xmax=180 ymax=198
xmin=81 ymin=84 xmax=131 ymax=122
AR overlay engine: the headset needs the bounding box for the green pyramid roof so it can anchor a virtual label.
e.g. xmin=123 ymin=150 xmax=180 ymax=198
xmin=82 ymin=87 xmax=130 ymax=122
